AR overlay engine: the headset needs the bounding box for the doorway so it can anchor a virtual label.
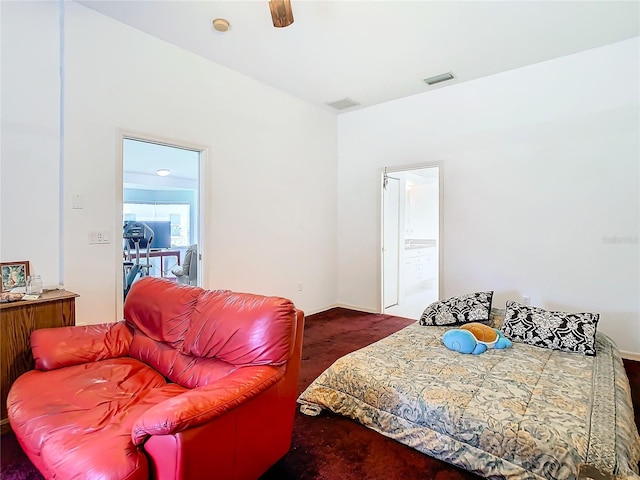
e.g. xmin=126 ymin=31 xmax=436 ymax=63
xmin=121 ymin=137 xmax=202 ymax=301
xmin=382 ymin=165 xmax=440 ymax=319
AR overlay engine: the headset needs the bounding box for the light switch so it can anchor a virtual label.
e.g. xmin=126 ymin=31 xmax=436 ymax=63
xmin=89 ymin=231 xmax=111 ymax=245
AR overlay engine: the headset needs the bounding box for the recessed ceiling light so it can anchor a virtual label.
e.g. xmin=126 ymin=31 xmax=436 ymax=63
xmin=156 ymin=169 xmax=171 ymax=177
xmin=212 ymin=18 xmax=230 ymax=32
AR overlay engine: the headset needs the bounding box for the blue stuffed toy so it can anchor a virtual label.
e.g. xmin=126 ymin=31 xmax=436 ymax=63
xmin=442 ymin=322 xmax=512 ymax=355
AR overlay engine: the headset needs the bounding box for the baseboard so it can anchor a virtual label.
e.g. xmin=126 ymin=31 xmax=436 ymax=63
xmin=334 ymin=303 xmax=380 ymax=314
xmin=303 ymin=304 xmax=335 ymax=316
xmin=304 ymin=303 xmax=379 ymax=316
xmin=620 ymin=350 xmax=640 ymax=362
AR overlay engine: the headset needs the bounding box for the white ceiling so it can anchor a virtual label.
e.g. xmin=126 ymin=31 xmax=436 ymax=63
xmin=123 ymin=138 xmax=199 ymax=186
xmin=78 ymin=0 xmax=640 ymax=114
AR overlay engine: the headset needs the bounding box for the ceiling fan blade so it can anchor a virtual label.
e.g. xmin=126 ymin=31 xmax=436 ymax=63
xmin=269 ymin=0 xmax=294 ymax=28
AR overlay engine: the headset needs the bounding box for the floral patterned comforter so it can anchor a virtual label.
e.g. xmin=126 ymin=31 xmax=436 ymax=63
xmin=297 ymin=323 xmax=640 ymax=479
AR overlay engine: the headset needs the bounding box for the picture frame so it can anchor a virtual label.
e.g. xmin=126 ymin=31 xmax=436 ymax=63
xmin=1 ymin=261 xmax=30 ymax=293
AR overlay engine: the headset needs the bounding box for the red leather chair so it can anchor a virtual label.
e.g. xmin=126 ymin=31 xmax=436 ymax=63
xmin=8 ymin=277 xmax=304 ymax=480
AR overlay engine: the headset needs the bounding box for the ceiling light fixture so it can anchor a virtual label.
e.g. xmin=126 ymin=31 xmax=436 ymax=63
xmin=156 ymin=169 xmax=171 ymax=177
xmin=212 ymin=18 xmax=230 ymax=32
xmin=269 ymin=0 xmax=294 ymax=28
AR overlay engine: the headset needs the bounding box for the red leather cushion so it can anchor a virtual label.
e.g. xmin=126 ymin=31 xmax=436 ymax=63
xmin=32 ymin=321 xmax=133 ymax=371
xmin=8 ymin=358 xmax=186 ymax=480
xmin=182 ymin=291 xmax=296 ymax=366
xmin=129 ymin=330 xmax=237 ymax=389
xmin=124 ymin=277 xmax=201 ymax=348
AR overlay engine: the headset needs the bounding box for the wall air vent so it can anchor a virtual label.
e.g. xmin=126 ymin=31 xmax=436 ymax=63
xmin=326 ymin=98 xmax=361 ymax=110
xmin=423 ymin=72 xmax=455 ymax=86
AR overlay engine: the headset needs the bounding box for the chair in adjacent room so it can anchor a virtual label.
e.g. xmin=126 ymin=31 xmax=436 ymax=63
xmin=171 ymin=244 xmax=197 ymax=285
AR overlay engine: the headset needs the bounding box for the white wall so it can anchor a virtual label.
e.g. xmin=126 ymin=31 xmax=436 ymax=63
xmin=3 ymin=2 xmax=338 ymax=322
xmin=1 ymin=1 xmax=61 ymax=284
xmin=338 ymin=38 xmax=640 ymax=355
xmin=3 ymin=2 xmax=638 ymax=356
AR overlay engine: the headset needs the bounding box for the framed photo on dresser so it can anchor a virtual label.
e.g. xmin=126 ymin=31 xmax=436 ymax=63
xmin=1 ymin=261 xmax=29 ymax=293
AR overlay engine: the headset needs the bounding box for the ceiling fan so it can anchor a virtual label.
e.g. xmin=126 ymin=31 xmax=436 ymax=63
xmin=269 ymin=0 xmax=294 ymax=28
xmin=212 ymin=0 xmax=294 ymax=32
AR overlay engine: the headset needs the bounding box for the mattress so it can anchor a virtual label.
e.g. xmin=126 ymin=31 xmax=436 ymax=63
xmin=297 ymin=323 xmax=640 ymax=479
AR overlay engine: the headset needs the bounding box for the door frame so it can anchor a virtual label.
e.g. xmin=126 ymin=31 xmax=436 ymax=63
xmin=379 ymin=162 xmax=443 ymax=314
xmin=115 ymin=129 xmax=209 ymax=317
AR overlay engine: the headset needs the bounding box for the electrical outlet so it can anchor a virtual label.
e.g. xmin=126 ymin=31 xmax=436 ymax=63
xmin=522 ymin=295 xmax=531 ymax=306
xmin=297 ymin=282 xmax=303 ymax=292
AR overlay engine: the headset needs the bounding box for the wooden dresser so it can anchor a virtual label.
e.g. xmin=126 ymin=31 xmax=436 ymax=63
xmin=0 ymin=290 xmax=78 ymax=434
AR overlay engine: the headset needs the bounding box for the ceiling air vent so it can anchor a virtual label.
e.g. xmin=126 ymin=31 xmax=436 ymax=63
xmin=327 ymin=98 xmax=361 ymax=110
xmin=423 ymin=72 xmax=455 ymax=86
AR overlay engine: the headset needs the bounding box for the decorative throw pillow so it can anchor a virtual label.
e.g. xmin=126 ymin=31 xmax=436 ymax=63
xmin=500 ymin=301 xmax=599 ymax=356
xmin=419 ymin=291 xmax=493 ymax=326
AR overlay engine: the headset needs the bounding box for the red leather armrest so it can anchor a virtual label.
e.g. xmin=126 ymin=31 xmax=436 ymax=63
xmin=131 ymin=364 xmax=284 ymax=445
xmin=31 ymin=321 xmax=133 ymax=371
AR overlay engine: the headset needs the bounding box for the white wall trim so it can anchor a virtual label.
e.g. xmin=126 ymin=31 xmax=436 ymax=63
xmin=58 ymin=0 xmax=65 ymax=286
xmin=115 ymin=129 xmax=125 ymax=321
xmin=305 ymin=303 xmax=380 ymax=316
xmin=620 ymin=350 xmax=640 ymax=362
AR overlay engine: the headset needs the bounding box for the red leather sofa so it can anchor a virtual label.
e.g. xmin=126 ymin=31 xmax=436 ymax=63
xmin=8 ymin=277 xmax=304 ymax=480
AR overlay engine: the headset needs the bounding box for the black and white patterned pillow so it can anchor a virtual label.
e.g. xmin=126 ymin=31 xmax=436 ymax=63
xmin=419 ymin=291 xmax=493 ymax=326
xmin=500 ymin=301 xmax=599 ymax=356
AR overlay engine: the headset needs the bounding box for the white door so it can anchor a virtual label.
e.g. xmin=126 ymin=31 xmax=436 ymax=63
xmin=382 ymin=174 xmax=400 ymax=309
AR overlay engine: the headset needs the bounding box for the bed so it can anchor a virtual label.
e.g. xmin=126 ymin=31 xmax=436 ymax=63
xmin=297 ymin=315 xmax=640 ymax=479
